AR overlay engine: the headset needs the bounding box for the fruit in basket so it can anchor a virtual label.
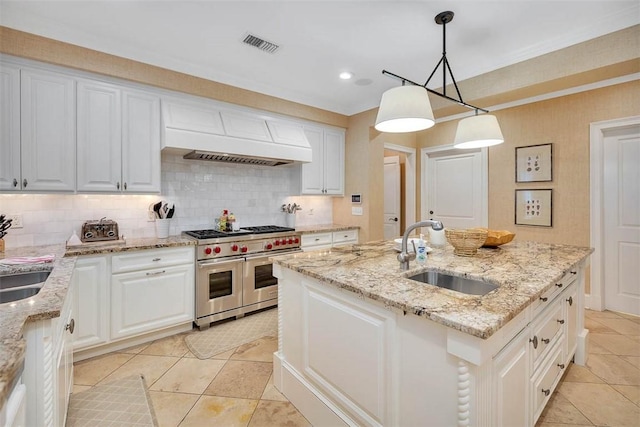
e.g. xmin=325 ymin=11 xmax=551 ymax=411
xmin=472 ymin=228 xmax=516 ymax=247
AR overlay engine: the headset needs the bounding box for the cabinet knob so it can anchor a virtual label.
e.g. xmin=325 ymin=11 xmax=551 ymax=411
xmin=529 ymin=336 xmax=538 ymax=349
xmin=557 ymin=319 xmax=565 ymax=324
xmin=542 ymin=388 xmax=550 ymax=397
xmin=567 ymin=296 xmax=573 ymax=306
xmin=429 ymin=210 xmax=434 ymax=215
xmin=557 ymin=363 xmax=565 ymax=369
xmin=117 ymin=181 xmax=120 ymax=190
xmin=541 ymin=338 xmax=550 ymax=344
xmin=540 ymin=296 xmax=548 ymax=302
xmin=23 ymin=178 xmax=28 ymax=188
xmin=65 ymin=318 xmax=75 ymax=334
xmin=12 ymin=178 xmax=18 ymax=187
xmin=555 ymin=283 xmax=563 ymax=288
xmin=570 ymin=271 xmax=577 ymax=275
xmin=124 ymin=182 xmax=128 ymax=190
xmin=390 ymin=217 xmax=398 ymax=222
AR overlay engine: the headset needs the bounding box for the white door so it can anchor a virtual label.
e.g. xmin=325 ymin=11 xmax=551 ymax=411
xmin=384 ymin=156 xmax=401 ymax=239
xmin=603 ymin=125 xmax=640 ymax=315
xmin=426 ymin=149 xmax=486 ymax=229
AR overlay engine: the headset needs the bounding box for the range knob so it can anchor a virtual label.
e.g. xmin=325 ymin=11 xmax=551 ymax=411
xmin=280 ymin=239 xmax=287 ymax=245
xmin=241 ymin=246 xmax=248 ymax=253
xmin=294 ymin=237 xmax=300 ymax=244
xmin=288 ymin=238 xmax=293 ymax=244
xmin=214 ymin=246 xmax=221 ymax=254
xmin=265 ymin=243 xmax=273 ymax=250
xmin=274 ymin=240 xmax=280 ymax=246
xmin=231 ymin=244 xmax=239 ymax=252
xmin=204 ymin=247 xmax=212 ymax=255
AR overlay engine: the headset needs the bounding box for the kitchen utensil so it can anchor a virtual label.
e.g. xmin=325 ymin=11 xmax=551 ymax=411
xmin=166 ymin=204 xmax=175 ymax=219
xmin=0 ymin=219 xmax=13 ymax=233
xmin=152 ymin=201 xmax=162 ymax=219
xmin=0 ymin=214 xmax=5 ymax=223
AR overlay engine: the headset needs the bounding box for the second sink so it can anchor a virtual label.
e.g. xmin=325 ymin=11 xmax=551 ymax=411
xmin=408 ymin=270 xmax=498 ymax=296
xmin=0 ymin=271 xmax=51 ymax=290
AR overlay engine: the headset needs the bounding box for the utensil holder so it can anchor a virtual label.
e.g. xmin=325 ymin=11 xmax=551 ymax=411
xmin=155 ymin=219 xmax=170 ymax=239
xmin=285 ymin=213 xmax=295 ymax=228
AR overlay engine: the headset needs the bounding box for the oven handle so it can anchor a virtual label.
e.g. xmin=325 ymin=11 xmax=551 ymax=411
xmin=197 ymin=257 xmax=245 ymax=269
xmin=244 ymin=249 xmax=302 ymax=261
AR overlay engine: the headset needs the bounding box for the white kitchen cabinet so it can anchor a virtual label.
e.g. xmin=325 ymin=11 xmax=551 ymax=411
xmin=331 ymin=229 xmax=359 ymax=247
xmin=23 ymin=279 xmax=74 ymax=427
xmin=0 ymin=378 xmax=26 ymax=427
xmin=300 ymin=126 xmax=345 ymax=195
xmin=0 ymin=63 xmax=21 ymax=191
xmin=492 ymin=328 xmax=530 ymax=427
xmin=300 ymin=229 xmax=359 ymax=251
xmin=72 ymin=256 xmax=109 ymax=350
xmin=77 ymin=79 xmax=160 ymax=193
xmin=20 ymin=68 xmax=76 ymax=191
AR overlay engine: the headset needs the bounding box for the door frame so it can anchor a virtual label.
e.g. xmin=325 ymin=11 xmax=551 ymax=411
xmin=384 ymin=143 xmax=416 ymax=230
xmin=420 ymin=144 xmax=488 ymax=225
xmin=588 ymin=115 xmax=640 ymax=311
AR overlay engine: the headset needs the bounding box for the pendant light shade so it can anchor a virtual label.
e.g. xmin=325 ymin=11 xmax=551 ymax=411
xmin=374 ymin=86 xmax=435 ymax=133
xmin=453 ymin=114 xmax=504 ymax=149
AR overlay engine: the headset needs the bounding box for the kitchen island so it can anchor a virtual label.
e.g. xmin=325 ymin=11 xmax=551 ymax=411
xmin=271 ymin=239 xmax=593 ymax=427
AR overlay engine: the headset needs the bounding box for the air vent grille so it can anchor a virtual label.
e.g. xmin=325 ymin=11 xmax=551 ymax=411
xmin=183 ymin=151 xmax=292 ymax=167
xmin=242 ymin=33 xmax=280 ymax=53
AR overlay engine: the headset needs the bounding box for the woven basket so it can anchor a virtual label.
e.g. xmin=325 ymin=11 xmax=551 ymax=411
xmin=445 ymin=229 xmax=488 ymax=256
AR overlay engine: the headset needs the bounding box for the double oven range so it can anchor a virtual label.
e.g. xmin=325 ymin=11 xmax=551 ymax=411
xmin=184 ymin=225 xmax=301 ymax=330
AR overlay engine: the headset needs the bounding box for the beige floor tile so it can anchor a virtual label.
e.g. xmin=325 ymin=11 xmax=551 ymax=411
xmin=596 ymin=317 xmax=640 ymax=336
xmin=117 ymin=342 xmax=151 ymax=354
xmin=140 ymin=333 xmax=191 ymax=357
xmin=148 ymin=391 xmax=199 ymax=427
xmin=622 ymin=356 xmax=640 ymax=370
xmin=72 ymin=384 xmax=92 ymax=394
xmin=617 ymin=312 xmax=640 ymax=323
xmin=585 ymin=310 xmax=623 ymax=320
xmin=99 ymin=354 xmax=180 ymax=387
xmin=151 ymin=357 xmax=226 ymax=394
xmin=612 ymin=384 xmax=640 ymax=406
xmin=73 ymin=352 xmax=134 ymax=386
xmin=204 ymin=360 xmax=272 ymax=399
xmin=585 ymin=317 xmax=617 ymax=334
xmin=179 ymin=395 xmax=258 ymax=427
xmin=231 ymin=336 xmax=278 ymax=362
xmin=558 ymin=382 xmax=640 ymax=426
xmin=586 ymin=354 xmax=640 ymax=385
xmin=248 ymin=400 xmax=311 ymax=427
xmin=535 ymin=423 xmax=593 ymax=427
xmin=184 ymin=348 xmax=238 ymax=360
xmin=261 ymin=374 xmax=288 ymax=402
xmin=588 ymin=340 xmax=614 ymax=355
xmin=537 ymin=392 xmax=592 ymax=425
xmin=590 ymin=333 xmax=640 ymax=356
xmin=563 ymin=362 xmax=604 ymax=384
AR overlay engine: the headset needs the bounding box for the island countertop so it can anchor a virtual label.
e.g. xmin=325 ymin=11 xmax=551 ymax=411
xmin=271 ymin=239 xmax=593 ymax=340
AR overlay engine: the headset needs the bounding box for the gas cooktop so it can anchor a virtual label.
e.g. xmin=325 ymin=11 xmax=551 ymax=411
xmin=184 ymin=225 xmax=295 ymax=240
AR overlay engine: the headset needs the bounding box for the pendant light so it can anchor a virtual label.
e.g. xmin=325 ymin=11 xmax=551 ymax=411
xmin=375 ymin=11 xmax=504 ymax=149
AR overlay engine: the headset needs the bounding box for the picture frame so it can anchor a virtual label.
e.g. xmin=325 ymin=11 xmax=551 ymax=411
xmin=515 ymin=189 xmax=553 ymax=227
xmin=515 ymin=143 xmax=553 ymax=182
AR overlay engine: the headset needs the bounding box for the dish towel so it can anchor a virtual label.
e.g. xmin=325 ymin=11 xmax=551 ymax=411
xmin=0 ymin=255 xmax=55 ymax=265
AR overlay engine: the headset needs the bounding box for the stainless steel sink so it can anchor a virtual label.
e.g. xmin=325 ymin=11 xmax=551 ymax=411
xmin=0 ymin=271 xmax=51 ymax=290
xmin=408 ymin=270 xmax=498 ymax=296
xmin=0 ymin=271 xmax=50 ymax=303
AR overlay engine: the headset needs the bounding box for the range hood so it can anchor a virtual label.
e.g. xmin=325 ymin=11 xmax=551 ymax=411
xmin=161 ymin=99 xmax=312 ymax=166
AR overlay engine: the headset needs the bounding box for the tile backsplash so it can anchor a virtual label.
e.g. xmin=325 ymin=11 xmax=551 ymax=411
xmin=0 ymin=152 xmax=333 ymax=248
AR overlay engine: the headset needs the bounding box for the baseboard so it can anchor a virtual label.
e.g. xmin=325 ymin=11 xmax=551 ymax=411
xmin=574 ymin=329 xmax=589 ymax=366
xmin=584 ymin=293 xmax=602 ymax=311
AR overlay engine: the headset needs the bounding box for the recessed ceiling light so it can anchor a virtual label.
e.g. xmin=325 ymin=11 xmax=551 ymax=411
xmin=339 ymin=71 xmax=353 ymax=80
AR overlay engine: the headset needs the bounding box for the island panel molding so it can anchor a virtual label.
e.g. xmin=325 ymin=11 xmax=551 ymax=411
xmin=516 ymin=143 xmax=553 ymax=182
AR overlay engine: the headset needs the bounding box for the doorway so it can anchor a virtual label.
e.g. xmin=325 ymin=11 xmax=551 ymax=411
xmin=383 ymin=144 xmax=416 ymax=238
xmin=589 ymin=116 xmax=640 ymax=315
xmin=383 ymin=156 xmax=401 ymax=239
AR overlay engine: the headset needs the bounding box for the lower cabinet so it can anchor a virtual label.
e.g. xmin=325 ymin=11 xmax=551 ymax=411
xmin=0 ymin=378 xmax=26 ymax=427
xmin=73 ymin=246 xmax=195 ymax=356
xmin=300 ymin=229 xmax=359 ymax=251
xmin=492 ymin=329 xmax=530 ymax=427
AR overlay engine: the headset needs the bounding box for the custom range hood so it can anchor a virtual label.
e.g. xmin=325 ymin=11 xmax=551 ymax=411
xmin=161 ymin=99 xmax=312 ymax=166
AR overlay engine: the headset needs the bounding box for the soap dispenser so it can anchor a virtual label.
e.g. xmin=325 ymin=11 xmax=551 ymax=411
xmin=417 ymin=233 xmax=427 ymax=265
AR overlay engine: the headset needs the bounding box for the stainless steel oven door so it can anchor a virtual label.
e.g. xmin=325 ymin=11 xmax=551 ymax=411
xmin=242 ymin=250 xmax=300 ymax=307
xmin=196 ymin=256 xmax=243 ymax=320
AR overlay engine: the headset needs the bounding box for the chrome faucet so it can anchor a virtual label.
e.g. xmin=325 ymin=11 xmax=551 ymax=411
xmin=397 ymin=220 xmax=444 ymax=271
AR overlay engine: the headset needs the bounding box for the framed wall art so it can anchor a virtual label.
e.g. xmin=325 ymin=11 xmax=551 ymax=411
xmin=515 ymin=189 xmax=553 ymax=227
xmin=515 ymin=143 xmax=553 ymax=182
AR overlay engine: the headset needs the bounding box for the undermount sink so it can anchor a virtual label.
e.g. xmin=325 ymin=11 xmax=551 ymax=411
xmin=408 ymin=270 xmax=498 ymax=296
xmin=0 ymin=271 xmax=50 ymax=303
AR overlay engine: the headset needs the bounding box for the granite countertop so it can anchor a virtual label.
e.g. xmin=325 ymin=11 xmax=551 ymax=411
xmin=272 ymin=239 xmax=593 ymax=340
xmin=295 ymin=224 xmax=359 ymax=234
xmin=0 ymin=235 xmax=195 ymax=409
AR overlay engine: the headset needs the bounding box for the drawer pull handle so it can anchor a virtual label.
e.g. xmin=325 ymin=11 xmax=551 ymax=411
xmin=529 ymin=336 xmax=538 ymax=349
xmin=117 ymin=181 xmax=120 ymax=190
xmin=542 ymin=388 xmax=550 ymax=396
xmin=557 ymin=319 xmax=565 ymax=324
xmin=557 ymin=363 xmax=565 ymax=369
xmin=555 ymin=283 xmax=563 ymax=288
xmin=570 ymin=271 xmax=577 ymax=275
xmin=146 ymin=270 xmax=166 ymax=276
xmin=567 ymin=296 xmax=573 ymax=306
xmin=12 ymin=178 xmax=17 ymax=187
xmin=540 ymin=296 xmax=548 ymax=302
xmin=65 ymin=318 xmax=75 ymax=334
xmin=541 ymin=338 xmax=550 ymax=344
xmin=152 ymin=258 xmax=161 ymax=262
xmin=315 ymin=238 xmax=320 ymax=241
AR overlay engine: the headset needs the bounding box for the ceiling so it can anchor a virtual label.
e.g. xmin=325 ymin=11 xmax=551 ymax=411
xmin=0 ymin=0 xmax=637 ymax=116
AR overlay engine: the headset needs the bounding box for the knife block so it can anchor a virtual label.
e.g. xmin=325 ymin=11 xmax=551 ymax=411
xmin=0 ymin=238 xmax=4 ymax=253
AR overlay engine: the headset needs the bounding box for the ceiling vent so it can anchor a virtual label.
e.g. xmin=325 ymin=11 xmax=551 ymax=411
xmin=242 ymin=33 xmax=280 ymax=53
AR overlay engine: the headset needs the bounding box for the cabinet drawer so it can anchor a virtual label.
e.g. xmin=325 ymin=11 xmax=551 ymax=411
xmin=301 ymin=232 xmax=332 ymax=248
xmin=112 ymin=247 xmax=194 ymax=274
xmin=332 ymin=229 xmax=358 ymax=245
xmin=532 ymin=344 xmax=565 ymax=423
xmin=531 ymin=299 xmax=564 ymax=368
xmin=532 ymin=282 xmax=563 ymax=317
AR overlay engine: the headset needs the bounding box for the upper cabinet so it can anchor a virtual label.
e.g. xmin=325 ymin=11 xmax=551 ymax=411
xmin=300 ymin=126 xmax=345 ymax=195
xmin=77 ymin=80 xmax=160 ymax=193
xmin=0 ymin=67 xmax=76 ymax=192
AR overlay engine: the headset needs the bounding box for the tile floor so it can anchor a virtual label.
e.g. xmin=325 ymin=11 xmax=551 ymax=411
xmin=73 ymin=309 xmax=640 ymax=427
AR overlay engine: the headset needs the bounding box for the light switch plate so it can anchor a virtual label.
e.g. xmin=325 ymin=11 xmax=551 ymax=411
xmin=351 ymin=206 xmax=363 ymax=216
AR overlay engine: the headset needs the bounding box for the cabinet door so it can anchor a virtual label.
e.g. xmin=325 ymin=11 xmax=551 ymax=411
xmin=111 ymin=264 xmax=194 ymax=340
xmin=73 ymin=256 xmax=109 ymax=350
xmin=76 ymin=79 xmax=122 ymax=192
xmin=300 ymin=126 xmax=325 ymax=194
xmin=564 ymin=282 xmax=578 ymax=360
xmin=493 ymin=329 xmax=530 ymax=427
xmin=122 ymin=90 xmax=160 ymax=192
xmin=56 ymin=298 xmax=74 ymax=427
xmin=0 ymin=64 xmax=21 ymax=190
xmin=21 ymin=69 xmax=76 ymax=191
xmin=323 ymin=129 xmax=345 ymax=195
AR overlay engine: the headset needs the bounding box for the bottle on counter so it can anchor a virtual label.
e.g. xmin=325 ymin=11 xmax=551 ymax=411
xmin=417 ymin=233 xmax=427 ymax=265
